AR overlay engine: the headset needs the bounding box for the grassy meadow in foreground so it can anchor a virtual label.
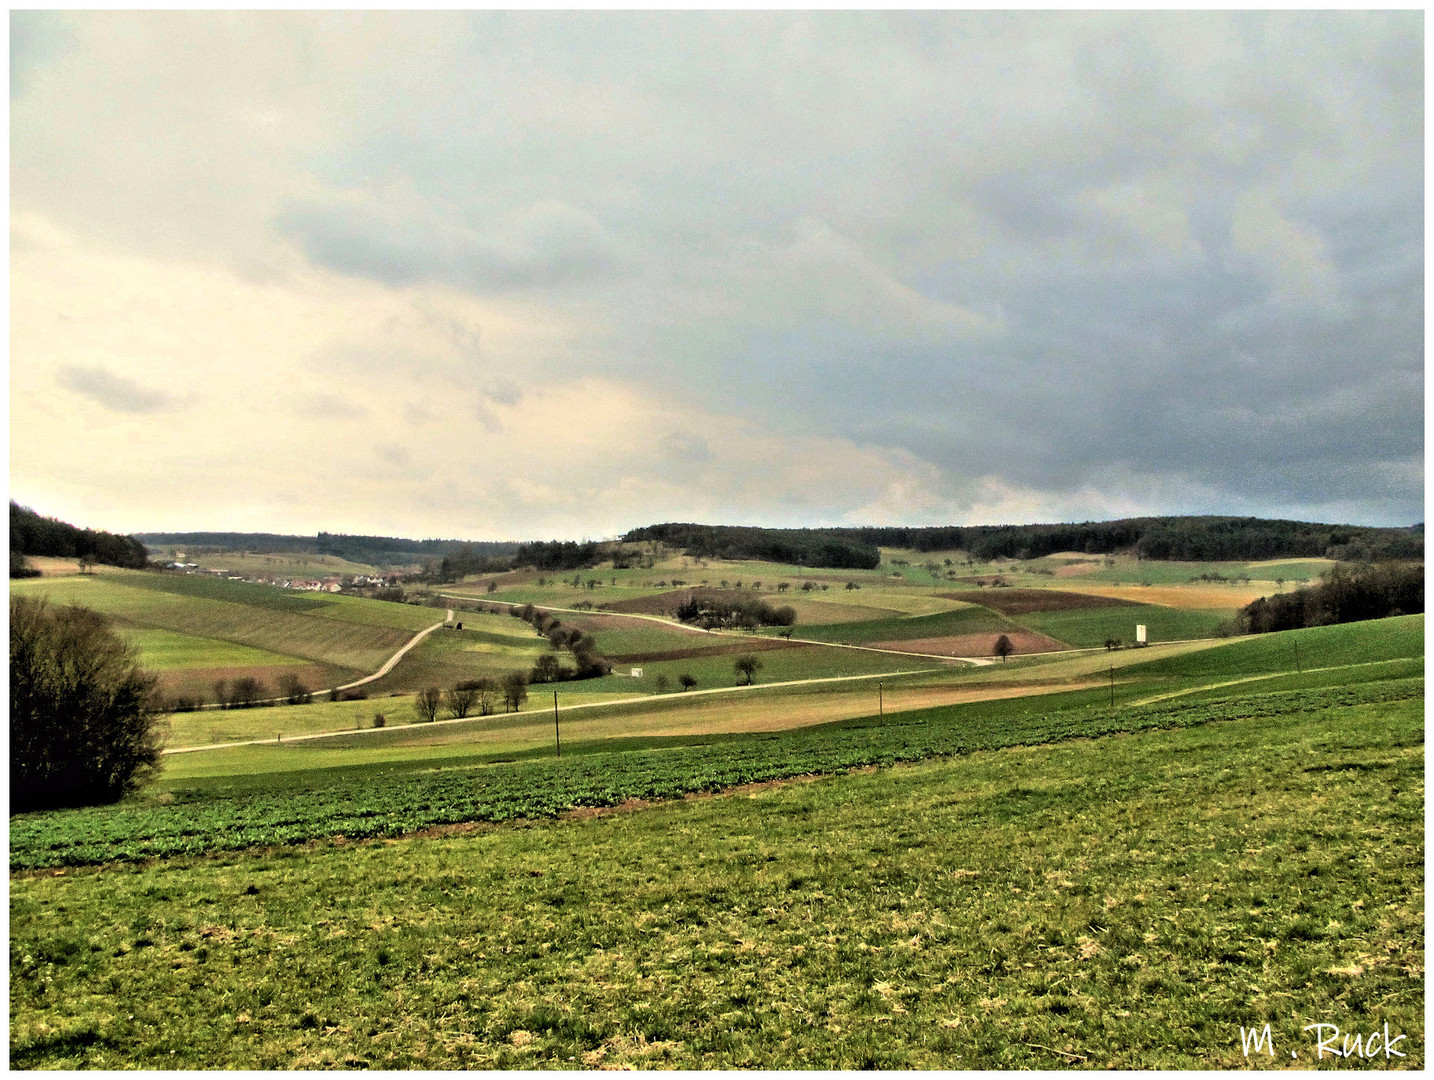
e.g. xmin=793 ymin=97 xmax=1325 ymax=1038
xmin=10 ymin=686 xmax=1422 ymax=1069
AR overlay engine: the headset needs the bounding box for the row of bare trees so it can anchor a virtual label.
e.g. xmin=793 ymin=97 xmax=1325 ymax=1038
xmin=413 ymin=673 xmax=530 ymax=722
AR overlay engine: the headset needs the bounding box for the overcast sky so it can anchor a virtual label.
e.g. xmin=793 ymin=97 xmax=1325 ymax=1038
xmin=10 ymin=10 xmax=1423 ymax=541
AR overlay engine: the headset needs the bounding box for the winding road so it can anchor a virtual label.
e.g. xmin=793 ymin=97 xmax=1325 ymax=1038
xmin=332 ymin=608 xmax=453 ymax=692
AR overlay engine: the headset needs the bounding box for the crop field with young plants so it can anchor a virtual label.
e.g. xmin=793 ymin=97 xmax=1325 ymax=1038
xmin=10 ymin=669 xmax=1422 ymax=1068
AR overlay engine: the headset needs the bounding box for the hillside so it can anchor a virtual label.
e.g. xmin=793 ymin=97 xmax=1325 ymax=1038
xmin=137 ymin=530 xmax=519 ymax=569
xmin=10 ymin=502 xmax=148 ymax=573
xmin=127 ymin=515 xmax=1423 ymax=576
xmin=627 ymin=516 xmax=1424 ymax=565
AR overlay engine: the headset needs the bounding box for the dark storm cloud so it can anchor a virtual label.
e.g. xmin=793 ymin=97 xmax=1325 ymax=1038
xmin=58 ymin=365 xmax=178 ymax=415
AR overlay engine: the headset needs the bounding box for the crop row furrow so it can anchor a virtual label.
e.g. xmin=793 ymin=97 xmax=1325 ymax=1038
xmin=9 ymin=679 xmax=1421 ymax=871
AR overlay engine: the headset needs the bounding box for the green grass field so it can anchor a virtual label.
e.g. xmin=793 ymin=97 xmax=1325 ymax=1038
xmin=11 ymin=573 xmax=423 ymax=675
xmin=10 ymin=671 xmax=1422 ymax=1067
xmin=10 ymin=555 xmax=1421 ymax=1069
xmin=1014 ymin=604 xmax=1230 ymax=648
xmin=145 ymin=549 xmax=386 ymax=579
xmin=783 ymin=606 xmax=1016 ymax=645
xmin=118 ymin=629 xmax=308 ymax=672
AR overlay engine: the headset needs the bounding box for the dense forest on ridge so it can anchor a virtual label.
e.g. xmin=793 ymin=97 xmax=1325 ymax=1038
xmin=10 ymin=503 xmax=149 ymax=574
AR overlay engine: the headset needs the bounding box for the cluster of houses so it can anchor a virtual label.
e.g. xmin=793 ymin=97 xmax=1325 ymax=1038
xmin=161 ymin=559 xmax=407 ymax=593
xmin=163 ymin=562 xmax=244 ymax=580
xmin=280 ymin=572 xmax=406 ymax=591
xmin=349 ymin=573 xmax=406 ymax=588
xmin=281 ymin=578 xmax=344 ymax=592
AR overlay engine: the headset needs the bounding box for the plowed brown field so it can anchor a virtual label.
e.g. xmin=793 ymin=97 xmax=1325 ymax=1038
xmin=1049 ymin=583 xmax=1264 ymax=609
xmin=155 ymin=662 xmax=347 ymax=703
xmin=866 ymin=630 xmax=1066 ymax=657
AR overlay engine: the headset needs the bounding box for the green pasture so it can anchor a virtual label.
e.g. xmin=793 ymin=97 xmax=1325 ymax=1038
xmin=11 ymin=569 xmax=447 ymax=681
xmin=642 ymin=558 xmax=873 ymax=585
xmin=571 ymin=621 xmax=712 ymax=658
xmin=158 ymin=687 xmax=656 ymax=775
xmin=579 ymin=641 xmax=940 ymax=696
xmin=1072 ymin=558 xmax=1275 ymax=586
xmin=836 ymin=589 xmax=977 ymax=616
xmin=787 ymin=606 xmax=1016 ymax=645
xmin=119 ymin=629 xmax=306 ymax=672
xmin=164 ymin=697 xmax=400 ymax=749
xmin=482 ymin=585 xmax=658 ymax=607
xmin=363 ymin=625 xmax=546 ymax=696
xmin=876 ymin=553 xmax=1337 ymax=589
xmin=11 ymin=675 xmax=1422 ymax=1067
xmin=1124 ymin=614 xmax=1424 ymax=680
xmin=1014 ymin=604 xmax=1230 ymax=649
xmin=1241 ymin=558 xmax=1338 ymax=582
xmin=762 ymin=596 xmax=902 ymax=624
xmin=60 ymin=568 xmax=450 ymax=633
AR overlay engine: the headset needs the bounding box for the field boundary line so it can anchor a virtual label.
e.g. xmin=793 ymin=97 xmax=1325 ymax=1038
xmin=437 ymin=593 xmax=997 ymax=664
xmin=161 ymin=665 xmax=948 ymax=754
xmin=1127 ymin=657 xmax=1423 ymax=707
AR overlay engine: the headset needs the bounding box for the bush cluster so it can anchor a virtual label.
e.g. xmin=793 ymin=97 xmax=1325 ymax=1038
xmin=10 ymin=596 xmax=165 ymax=811
xmin=674 ymin=592 xmax=796 ymax=631
xmin=1239 ymin=563 xmax=1423 ymax=633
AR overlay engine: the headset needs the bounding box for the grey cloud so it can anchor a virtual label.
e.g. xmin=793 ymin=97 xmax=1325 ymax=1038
xmin=659 ymin=432 xmax=713 ymax=465
xmin=482 ymin=379 xmax=523 ymax=407
xmin=277 ymin=195 xmax=622 ymax=292
xmin=58 ymin=365 xmax=178 ymax=415
xmin=468 ymin=400 xmax=502 ymax=434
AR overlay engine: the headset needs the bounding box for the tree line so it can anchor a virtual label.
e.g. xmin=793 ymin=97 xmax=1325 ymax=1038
xmin=843 ymin=517 xmax=1423 ymax=563
xmin=622 ymin=524 xmax=882 ymax=569
xmin=411 ymin=673 xmax=529 ymax=722
xmin=1238 ymin=563 xmax=1423 ymax=634
xmin=511 ymin=603 xmax=613 ymax=681
xmin=136 ymin=529 xmax=519 ymax=567
xmin=10 ymin=502 xmax=150 ymax=576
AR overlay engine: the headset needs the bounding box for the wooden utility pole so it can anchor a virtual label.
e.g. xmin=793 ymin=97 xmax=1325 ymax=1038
xmin=879 ymin=681 xmax=883 ymax=718
xmin=553 ymin=691 xmax=561 ymax=757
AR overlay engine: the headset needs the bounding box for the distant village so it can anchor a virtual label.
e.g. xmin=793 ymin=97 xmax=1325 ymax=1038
xmin=160 ymin=560 xmax=407 ymax=593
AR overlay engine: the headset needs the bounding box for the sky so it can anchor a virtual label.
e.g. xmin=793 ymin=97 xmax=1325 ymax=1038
xmin=9 ymin=10 xmax=1424 ymax=541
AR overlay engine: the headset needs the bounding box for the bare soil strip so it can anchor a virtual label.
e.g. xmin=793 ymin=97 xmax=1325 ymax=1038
xmin=867 ymin=631 xmax=1067 ymax=657
xmin=941 ymin=588 xmax=1137 ymax=615
xmin=1045 ymin=583 xmax=1262 ymax=609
